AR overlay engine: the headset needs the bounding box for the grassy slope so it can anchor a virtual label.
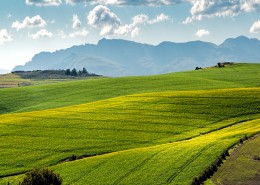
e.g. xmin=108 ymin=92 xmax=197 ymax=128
xmin=1 ymin=117 xmax=259 ymax=185
xmin=0 ymin=63 xmax=259 ymax=184
xmin=0 ymin=88 xmax=259 ymax=182
xmin=206 ymin=136 xmax=260 ymax=185
xmin=0 ymin=73 xmax=82 ymax=88
xmin=0 ymin=63 xmax=259 ymax=114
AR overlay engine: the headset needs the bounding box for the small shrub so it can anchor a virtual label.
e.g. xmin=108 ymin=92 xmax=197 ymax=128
xmin=69 ymin=155 xmax=77 ymax=161
xmin=21 ymin=168 xmax=62 ymax=185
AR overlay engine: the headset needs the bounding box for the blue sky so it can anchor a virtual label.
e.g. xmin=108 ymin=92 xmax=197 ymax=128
xmin=0 ymin=0 xmax=260 ymax=70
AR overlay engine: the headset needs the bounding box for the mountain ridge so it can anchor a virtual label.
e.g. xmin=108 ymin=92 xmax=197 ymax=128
xmin=13 ymin=36 xmax=260 ymax=76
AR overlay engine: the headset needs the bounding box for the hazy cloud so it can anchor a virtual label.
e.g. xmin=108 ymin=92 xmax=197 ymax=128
xmin=115 ymin=13 xmax=169 ymax=37
xmin=25 ymin=0 xmax=62 ymax=6
xmin=131 ymin=27 xmax=139 ymax=37
xmin=65 ymin=0 xmax=184 ymax=6
xmin=58 ymin=27 xmax=89 ymax=38
xmin=6 ymin=14 xmax=12 ymax=19
xmin=148 ymin=13 xmax=169 ymax=24
xmin=12 ymin=15 xmax=47 ymax=30
xmin=0 ymin=29 xmax=12 ymax=44
xmin=72 ymin=14 xmax=81 ymax=29
xmin=250 ymin=20 xmax=260 ymax=33
xmin=196 ymin=29 xmax=210 ymax=37
xmin=28 ymin=29 xmax=53 ymax=39
xmin=69 ymin=28 xmax=89 ymax=38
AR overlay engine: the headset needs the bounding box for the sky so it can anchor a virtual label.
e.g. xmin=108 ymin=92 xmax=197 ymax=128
xmin=0 ymin=0 xmax=260 ymax=70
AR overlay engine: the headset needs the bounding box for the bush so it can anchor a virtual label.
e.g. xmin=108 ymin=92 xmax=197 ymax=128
xmin=21 ymin=168 xmax=62 ymax=185
xmin=69 ymin=155 xmax=77 ymax=161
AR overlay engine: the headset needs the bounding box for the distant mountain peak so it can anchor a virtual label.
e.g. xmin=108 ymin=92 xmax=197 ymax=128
xmin=13 ymin=36 xmax=260 ymax=76
xmin=220 ymin=35 xmax=259 ymax=48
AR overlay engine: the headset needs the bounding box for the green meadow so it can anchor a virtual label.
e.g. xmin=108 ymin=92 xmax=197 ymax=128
xmin=0 ymin=63 xmax=259 ymax=184
xmin=1 ymin=63 xmax=259 ymax=114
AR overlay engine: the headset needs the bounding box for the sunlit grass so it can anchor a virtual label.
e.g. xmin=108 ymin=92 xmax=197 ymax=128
xmin=0 ymin=63 xmax=259 ymax=184
xmin=0 ymin=63 xmax=259 ymax=114
xmin=1 ymin=118 xmax=259 ymax=185
xmin=0 ymin=88 xmax=259 ymax=178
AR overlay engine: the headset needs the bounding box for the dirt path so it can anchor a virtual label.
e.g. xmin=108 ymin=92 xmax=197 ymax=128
xmin=208 ymin=134 xmax=260 ymax=185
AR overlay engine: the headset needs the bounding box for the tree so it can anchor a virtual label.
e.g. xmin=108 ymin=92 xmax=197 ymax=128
xmin=82 ymin=67 xmax=88 ymax=74
xmin=217 ymin=62 xmax=225 ymax=68
xmin=78 ymin=70 xmax=82 ymax=76
xmin=21 ymin=168 xmax=62 ymax=185
xmin=65 ymin=69 xmax=70 ymax=75
xmin=71 ymin=68 xmax=78 ymax=76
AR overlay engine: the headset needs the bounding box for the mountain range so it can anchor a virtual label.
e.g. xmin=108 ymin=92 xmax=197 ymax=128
xmin=13 ymin=36 xmax=260 ymax=76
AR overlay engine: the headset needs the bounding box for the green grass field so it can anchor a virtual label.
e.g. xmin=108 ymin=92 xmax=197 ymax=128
xmin=0 ymin=63 xmax=259 ymax=184
xmin=0 ymin=63 xmax=259 ymax=114
xmin=0 ymin=73 xmax=83 ymax=88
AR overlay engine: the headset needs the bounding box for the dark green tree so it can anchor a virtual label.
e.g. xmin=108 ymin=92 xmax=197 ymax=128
xmin=71 ymin=68 xmax=78 ymax=76
xmin=21 ymin=168 xmax=62 ymax=185
xmin=82 ymin=67 xmax=88 ymax=74
xmin=65 ymin=69 xmax=70 ymax=75
xmin=78 ymin=70 xmax=82 ymax=76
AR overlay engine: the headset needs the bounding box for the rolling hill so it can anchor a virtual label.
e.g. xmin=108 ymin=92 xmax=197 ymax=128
xmin=0 ymin=63 xmax=259 ymax=184
xmin=2 ymin=63 xmax=260 ymax=114
xmin=13 ymin=36 xmax=260 ymax=76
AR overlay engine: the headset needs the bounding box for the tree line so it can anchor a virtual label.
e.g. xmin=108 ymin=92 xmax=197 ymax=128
xmin=65 ymin=67 xmax=98 ymax=77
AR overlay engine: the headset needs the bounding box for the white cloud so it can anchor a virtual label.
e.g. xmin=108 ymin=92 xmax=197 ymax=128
xmin=69 ymin=28 xmax=89 ymax=38
xmin=12 ymin=15 xmax=47 ymax=30
xmin=87 ymin=5 xmax=121 ymax=35
xmin=28 ymin=29 xmax=53 ymax=39
xmin=148 ymin=13 xmax=169 ymax=24
xmin=131 ymin=27 xmax=139 ymax=37
xmin=132 ymin=14 xmax=149 ymax=26
xmin=25 ymin=0 xmax=62 ymax=6
xmin=115 ymin=13 xmax=169 ymax=37
xmin=183 ymin=0 xmax=260 ymax=24
xmin=58 ymin=27 xmax=89 ymax=38
xmin=241 ymin=0 xmax=260 ymax=12
xmin=183 ymin=0 xmax=241 ymax=24
xmin=87 ymin=5 xmax=170 ymax=37
xmin=72 ymin=14 xmax=81 ymax=29
xmin=0 ymin=29 xmax=12 ymax=44
xmin=195 ymin=29 xmax=210 ymax=37
xmin=65 ymin=0 xmax=184 ymax=6
xmin=131 ymin=13 xmax=169 ymax=26
xmin=250 ymin=20 xmax=260 ymax=33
